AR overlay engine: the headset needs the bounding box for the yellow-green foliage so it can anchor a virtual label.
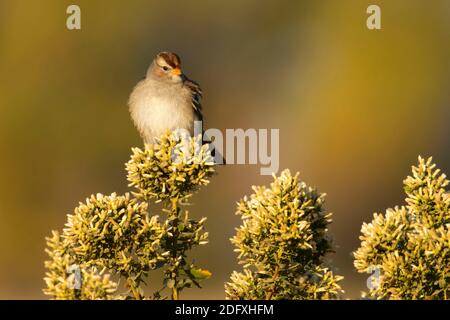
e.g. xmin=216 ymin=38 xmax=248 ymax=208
xmin=44 ymin=132 xmax=214 ymax=299
xmin=127 ymin=132 xmax=214 ymax=202
xmin=354 ymin=156 xmax=450 ymax=299
xmin=225 ymin=170 xmax=344 ymax=300
xmin=44 ymin=230 xmax=118 ymax=300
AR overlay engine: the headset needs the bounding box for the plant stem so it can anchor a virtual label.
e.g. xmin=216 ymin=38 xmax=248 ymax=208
xmin=171 ymin=281 xmax=179 ymax=300
xmin=265 ymin=266 xmax=280 ymax=300
xmin=170 ymin=198 xmax=180 ymax=300
xmin=127 ymin=276 xmax=141 ymax=300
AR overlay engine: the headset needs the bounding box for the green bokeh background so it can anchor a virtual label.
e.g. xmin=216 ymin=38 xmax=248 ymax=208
xmin=0 ymin=0 xmax=449 ymax=299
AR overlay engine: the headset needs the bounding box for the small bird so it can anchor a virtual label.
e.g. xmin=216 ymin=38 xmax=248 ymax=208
xmin=128 ymin=52 xmax=203 ymax=145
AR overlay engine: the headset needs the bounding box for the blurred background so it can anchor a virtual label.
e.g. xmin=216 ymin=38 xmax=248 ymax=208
xmin=0 ymin=0 xmax=449 ymax=299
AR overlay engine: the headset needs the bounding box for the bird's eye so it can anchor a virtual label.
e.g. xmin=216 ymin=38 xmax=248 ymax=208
xmin=162 ymin=66 xmax=169 ymax=71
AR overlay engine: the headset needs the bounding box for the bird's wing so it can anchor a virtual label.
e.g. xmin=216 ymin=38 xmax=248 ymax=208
xmin=184 ymin=79 xmax=203 ymax=121
xmin=183 ymin=78 xmax=224 ymax=164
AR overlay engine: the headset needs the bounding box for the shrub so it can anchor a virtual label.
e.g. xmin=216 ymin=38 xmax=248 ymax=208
xmin=225 ymin=169 xmax=344 ymax=299
xmin=44 ymin=132 xmax=215 ymax=299
xmin=354 ymin=156 xmax=450 ymax=299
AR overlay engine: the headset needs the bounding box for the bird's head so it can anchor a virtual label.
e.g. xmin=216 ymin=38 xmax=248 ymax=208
xmin=148 ymin=52 xmax=184 ymax=84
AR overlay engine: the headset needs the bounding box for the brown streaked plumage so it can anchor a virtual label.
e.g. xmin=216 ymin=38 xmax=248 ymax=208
xmin=157 ymin=52 xmax=181 ymax=68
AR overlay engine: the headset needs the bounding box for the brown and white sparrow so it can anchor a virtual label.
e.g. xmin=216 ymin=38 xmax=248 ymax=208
xmin=128 ymin=52 xmax=203 ymax=144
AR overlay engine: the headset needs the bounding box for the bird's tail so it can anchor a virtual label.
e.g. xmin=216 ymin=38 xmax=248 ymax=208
xmin=202 ymin=133 xmax=226 ymax=165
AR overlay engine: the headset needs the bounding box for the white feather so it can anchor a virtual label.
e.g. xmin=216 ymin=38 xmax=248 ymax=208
xmin=129 ymin=78 xmax=194 ymax=144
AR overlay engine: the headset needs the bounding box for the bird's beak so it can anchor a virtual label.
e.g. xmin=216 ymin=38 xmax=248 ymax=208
xmin=171 ymin=68 xmax=182 ymax=76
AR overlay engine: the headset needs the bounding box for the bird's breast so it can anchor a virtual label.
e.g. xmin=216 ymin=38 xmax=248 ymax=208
xmin=129 ymin=82 xmax=194 ymax=143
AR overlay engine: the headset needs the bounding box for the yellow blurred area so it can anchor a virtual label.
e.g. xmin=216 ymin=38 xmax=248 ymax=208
xmin=0 ymin=1 xmax=449 ymax=299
